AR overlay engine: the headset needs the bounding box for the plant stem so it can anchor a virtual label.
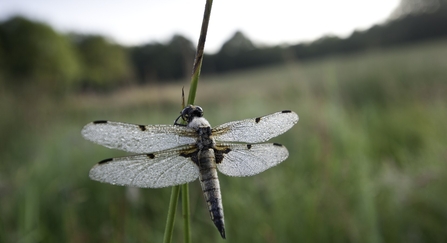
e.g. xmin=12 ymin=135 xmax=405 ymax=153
xmin=162 ymin=185 xmax=180 ymax=243
xmin=188 ymin=0 xmax=213 ymax=105
xmin=163 ymin=1 xmax=213 ymax=243
xmin=182 ymin=184 xmax=191 ymax=243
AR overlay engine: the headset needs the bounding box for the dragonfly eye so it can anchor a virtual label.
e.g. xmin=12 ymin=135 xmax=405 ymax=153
xmin=180 ymin=105 xmax=193 ymax=122
xmin=182 ymin=112 xmax=190 ymax=121
xmin=194 ymin=106 xmax=204 ymax=117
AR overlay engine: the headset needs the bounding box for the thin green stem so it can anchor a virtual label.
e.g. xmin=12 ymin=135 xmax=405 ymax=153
xmin=162 ymin=185 xmax=180 ymax=243
xmin=188 ymin=0 xmax=213 ymax=105
xmin=163 ymin=1 xmax=213 ymax=243
xmin=182 ymin=184 xmax=190 ymax=243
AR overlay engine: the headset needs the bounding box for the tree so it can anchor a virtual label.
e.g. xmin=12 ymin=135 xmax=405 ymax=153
xmin=167 ymin=35 xmax=195 ymax=79
xmin=389 ymin=0 xmax=446 ymax=19
xmin=206 ymin=31 xmax=284 ymax=73
xmin=130 ymin=35 xmax=194 ymax=83
xmin=73 ymin=35 xmax=132 ymax=90
xmin=0 ymin=16 xmax=81 ymax=91
xmin=219 ymin=31 xmax=255 ymax=56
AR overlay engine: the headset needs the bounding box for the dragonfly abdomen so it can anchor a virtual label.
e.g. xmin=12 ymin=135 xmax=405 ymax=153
xmin=198 ymin=149 xmax=226 ymax=239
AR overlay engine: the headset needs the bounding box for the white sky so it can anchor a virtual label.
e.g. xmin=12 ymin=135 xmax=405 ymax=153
xmin=0 ymin=0 xmax=400 ymax=53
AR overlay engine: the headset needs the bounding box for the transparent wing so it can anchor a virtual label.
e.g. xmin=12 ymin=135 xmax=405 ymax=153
xmin=89 ymin=146 xmax=199 ymax=188
xmin=216 ymin=143 xmax=289 ymax=177
xmin=82 ymin=121 xmax=197 ymax=153
xmin=212 ymin=110 xmax=298 ymax=143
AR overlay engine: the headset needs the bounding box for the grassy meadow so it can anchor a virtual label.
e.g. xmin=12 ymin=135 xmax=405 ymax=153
xmin=1 ymin=39 xmax=447 ymax=243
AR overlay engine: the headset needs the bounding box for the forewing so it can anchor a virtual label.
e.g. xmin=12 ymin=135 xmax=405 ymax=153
xmin=89 ymin=146 xmax=199 ymax=188
xmin=82 ymin=121 xmax=197 ymax=153
xmin=212 ymin=110 xmax=298 ymax=143
xmin=216 ymin=143 xmax=289 ymax=177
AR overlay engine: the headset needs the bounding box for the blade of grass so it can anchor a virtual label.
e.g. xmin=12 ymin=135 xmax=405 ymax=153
xmin=162 ymin=185 xmax=180 ymax=243
xmin=182 ymin=184 xmax=191 ymax=243
xmin=163 ymin=1 xmax=213 ymax=243
xmin=187 ymin=0 xmax=213 ymax=105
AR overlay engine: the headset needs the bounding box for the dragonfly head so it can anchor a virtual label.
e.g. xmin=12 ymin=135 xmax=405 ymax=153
xmin=175 ymin=105 xmax=204 ymax=124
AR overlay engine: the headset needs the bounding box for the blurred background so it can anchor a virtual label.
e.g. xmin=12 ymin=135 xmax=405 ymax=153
xmin=1 ymin=0 xmax=447 ymax=242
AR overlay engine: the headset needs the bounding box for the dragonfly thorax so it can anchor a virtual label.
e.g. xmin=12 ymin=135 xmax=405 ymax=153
xmin=195 ymin=126 xmax=215 ymax=150
xmin=187 ymin=116 xmax=211 ymax=129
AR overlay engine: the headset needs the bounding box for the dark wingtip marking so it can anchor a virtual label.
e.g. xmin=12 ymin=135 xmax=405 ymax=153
xmin=273 ymin=143 xmax=283 ymax=147
xmin=147 ymin=153 xmax=155 ymax=159
xmin=138 ymin=125 xmax=146 ymax=131
xmin=282 ymin=110 xmax=292 ymax=113
xmin=93 ymin=120 xmax=108 ymax=124
xmin=255 ymin=117 xmax=261 ymax=123
xmin=247 ymin=144 xmax=252 ymax=149
xmin=98 ymin=158 xmax=113 ymax=164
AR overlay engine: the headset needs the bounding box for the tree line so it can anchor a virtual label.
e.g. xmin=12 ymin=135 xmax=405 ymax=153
xmin=1 ymin=2 xmax=446 ymax=92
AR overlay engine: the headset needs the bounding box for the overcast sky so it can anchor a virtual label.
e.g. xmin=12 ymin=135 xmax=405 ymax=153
xmin=0 ymin=0 xmax=400 ymax=53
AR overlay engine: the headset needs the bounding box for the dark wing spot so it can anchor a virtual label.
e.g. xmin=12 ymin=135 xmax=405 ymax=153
xmin=222 ymin=148 xmax=231 ymax=154
xmin=255 ymin=117 xmax=261 ymax=123
xmin=98 ymin=158 xmax=113 ymax=164
xmin=180 ymin=150 xmax=199 ymax=165
xmin=215 ymin=147 xmax=232 ymax=164
xmin=138 ymin=125 xmax=146 ymax=131
xmin=247 ymin=144 xmax=252 ymax=149
xmin=281 ymin=110 xmax=292 ymax=113
xmin=93 ymin=120 xmax=108 ymax=124
xmin=147 ymin=153 xmax=155 ymax=159
xmin=180 ymin=151 xmax=193 ymax=158
xmin=273 ymin=143 xmax=283 ymax=147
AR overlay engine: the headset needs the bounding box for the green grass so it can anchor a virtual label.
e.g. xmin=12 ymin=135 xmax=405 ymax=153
xmin=2 ymin=39 xmax=447 ymax=243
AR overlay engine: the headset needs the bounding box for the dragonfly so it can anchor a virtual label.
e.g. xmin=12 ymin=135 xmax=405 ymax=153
xmin=81 ymin=105 xmax=298 ymax=239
